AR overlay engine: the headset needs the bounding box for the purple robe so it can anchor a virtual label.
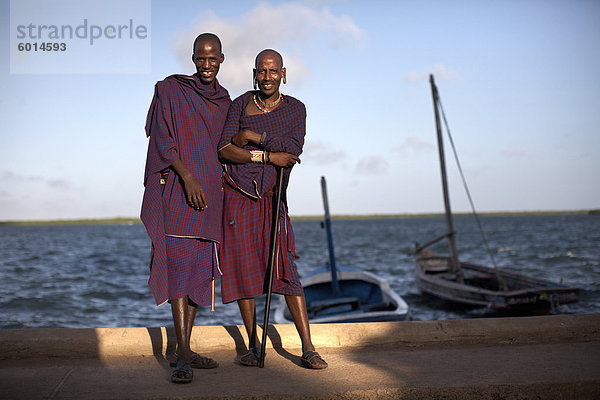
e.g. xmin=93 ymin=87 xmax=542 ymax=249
xmin=141 ymin=74 xmax=230 ymax=305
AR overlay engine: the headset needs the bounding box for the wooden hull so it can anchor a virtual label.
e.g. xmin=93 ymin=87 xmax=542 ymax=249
xmin=415 ymin=253 xmax=580 ymax=314
xmin=274 ymin=266 xmax=409 ymax=324
xmin=416 ymin=77 xmax=580 ymax=316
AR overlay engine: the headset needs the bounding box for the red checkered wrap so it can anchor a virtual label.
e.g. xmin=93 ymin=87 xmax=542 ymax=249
xmin=218 ymin=91 xmax=305 ymax=203
xmin=165 ymin=236 xmax=220 ymax=306
xmin=220 ymin=188 xmax=303 ymax=303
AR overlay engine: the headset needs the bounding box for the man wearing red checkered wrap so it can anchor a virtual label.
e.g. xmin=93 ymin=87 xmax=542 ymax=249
xmin=218 ymin=49 xmax=327 ymax=370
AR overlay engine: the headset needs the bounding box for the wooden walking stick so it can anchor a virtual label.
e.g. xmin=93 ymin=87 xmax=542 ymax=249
xmin=259 ymin=167 xmax=285 ymax=368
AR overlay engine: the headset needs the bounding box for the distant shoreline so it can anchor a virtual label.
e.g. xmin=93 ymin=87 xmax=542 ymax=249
xmin=1 ymin=209 xmax=597 ymax=226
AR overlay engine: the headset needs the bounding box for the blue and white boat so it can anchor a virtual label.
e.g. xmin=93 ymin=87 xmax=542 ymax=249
xmin=275 ymin=177 xmax=409 ymax=324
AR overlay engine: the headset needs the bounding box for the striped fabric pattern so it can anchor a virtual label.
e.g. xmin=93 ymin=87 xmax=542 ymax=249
xmin=165 ymin=236 xmax=219 ymax=306
xmin=218 ymin=91 xmax=307 ymax=303
xmin=220 ymin=188 xmax=303 ymax=303
xmin=218 ymin=91 xmax=306 ymax=201
xmin=141 ymin=74 xmax=231 ymax=305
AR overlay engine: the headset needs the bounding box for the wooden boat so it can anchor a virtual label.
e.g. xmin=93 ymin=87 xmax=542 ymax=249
xmin=415 ymin=250 xmax=580 ymax=313
xmin=274 ymin=177 xmax=409 ymax=324
xmin=414 ymin=75 xmax=580 ymax=315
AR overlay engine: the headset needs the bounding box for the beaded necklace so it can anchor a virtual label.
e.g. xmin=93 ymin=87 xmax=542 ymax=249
xmin=253 ymin=92 xmax=282 ymax=113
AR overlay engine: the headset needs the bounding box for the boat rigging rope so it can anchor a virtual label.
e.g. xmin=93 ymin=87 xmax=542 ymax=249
xmin=435 ymin=95 xmax=508 ymax=292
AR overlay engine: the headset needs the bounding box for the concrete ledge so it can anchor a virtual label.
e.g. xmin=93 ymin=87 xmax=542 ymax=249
xmin=1 ymin=313 xmax=598 ymax=359
xmin=331 ymin=382 xmax=600 ymax=400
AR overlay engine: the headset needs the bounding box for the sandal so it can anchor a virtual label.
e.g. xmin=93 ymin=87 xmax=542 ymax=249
xmin=239 ymin=347 xmax=261 ymax=367
xmin=171 ymin=362 xmax=193 ymax=383
xmin=301 ymin=350 xmax=328 ymax=369
xmin=170 ymin=353 xmax=218 ymax=369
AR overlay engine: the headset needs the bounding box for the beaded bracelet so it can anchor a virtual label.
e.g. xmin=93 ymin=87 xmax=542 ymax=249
xmin=250 ymin=150 xmax=264 ymax=163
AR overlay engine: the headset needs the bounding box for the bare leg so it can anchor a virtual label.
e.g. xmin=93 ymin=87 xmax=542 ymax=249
xmin=285 ymin=294 xmax=328 ymax=368
xmin=171 ymin=297 xmax=217 ymax=370
xmin=171 ymin=297 xmax=193 ymax=363
xmin=236 ymin=298 xmax=262 ymax=366
xmin=185 ymin=299 xmax=197 ymax=349
xmin=237 ymin=298 xmax=259 ymax=349
xmin=170 ymin=297 xmax=194 ymax=382
xmin=284 ymin=295 xmax=314 ymax=352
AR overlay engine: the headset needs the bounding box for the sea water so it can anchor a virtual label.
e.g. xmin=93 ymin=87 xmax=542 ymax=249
xmin=0 ymin=214 xmax=598 ymax=329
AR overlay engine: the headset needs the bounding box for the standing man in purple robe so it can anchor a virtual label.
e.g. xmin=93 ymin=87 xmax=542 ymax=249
xmin=218 ymin=49 xmax=327 ymax=369
xmin=141 ymin=33 xmax=231 ymax=383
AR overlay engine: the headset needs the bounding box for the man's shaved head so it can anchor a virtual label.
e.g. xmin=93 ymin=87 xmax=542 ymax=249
xmin=193 ymin=33 xmax=222 ymax=54
xmin=253 ymin=49 xmax=286 ymax=98
xmin=254 ymin=49 xmax=283 ymax=69
xmin=192 ymin=33 xmax=224 ymax=85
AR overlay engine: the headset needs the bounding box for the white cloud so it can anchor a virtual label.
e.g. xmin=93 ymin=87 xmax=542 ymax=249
xmin=1 ymin=171 xmax=73 ymax=191
xmin=302 ymin=140 xmax=347 ymax=165
xmin=2 ymin=171 xmax=44 ymax=184
xmin=355 ymin=156 xmax=389 ymax=174
xmin=47 ymin=179 xmax=72 ymax=189
xmin=394 ymin=136 xmax=436 ymax=157
xmin=406 ymin=64 xmax=460 ymax=83
xmin=172 ymin=2 xmax=365 ymax=93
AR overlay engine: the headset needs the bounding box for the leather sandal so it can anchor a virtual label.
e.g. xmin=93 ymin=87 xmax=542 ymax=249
xmin=300 ymin=350 xmax=328 ymax=369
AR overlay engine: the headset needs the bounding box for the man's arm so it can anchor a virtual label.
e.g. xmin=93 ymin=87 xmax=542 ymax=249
xmin=170 ymin=158 xmax=206 ymax=210
xmin=231 ymin=129 xmax=261 ymax=148
xmin=219 ymin=143 xmax=300 ymax=168
xmin=218 ymin=94 xmax=302 ymax=167
xmin=145 ymin=83 xmax=178 ymax=178
xmin=146 ymin=81 xmax=207 ymax=211
xmin=231 ymin=102 xmax=306 ymax=156
xmin=218 ymin=96 xmax=244 ymax=152
xmin=218 ymin=143 xmax=251 ymax=163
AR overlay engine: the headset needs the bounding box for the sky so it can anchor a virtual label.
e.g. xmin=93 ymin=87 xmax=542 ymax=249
xmin=1 ymin=0 xmax=599 ymax=221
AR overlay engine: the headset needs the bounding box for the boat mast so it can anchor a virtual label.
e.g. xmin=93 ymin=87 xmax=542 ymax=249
xmin=321 ymin=176 xmax=341 ymax=295
xmin=429 ymin=74 xmax=464 ymax=283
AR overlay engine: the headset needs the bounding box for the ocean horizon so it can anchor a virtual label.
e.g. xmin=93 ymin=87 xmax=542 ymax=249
xmin=1 ymin=208 xmax=598 ymax=225
xmin=1 ymin=213 xmax=598 ymax=329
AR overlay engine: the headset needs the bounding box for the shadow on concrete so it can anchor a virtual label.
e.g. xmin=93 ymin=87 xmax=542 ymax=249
xmin=0 ymin=327 xmax=104 ymax=399
xmin=222 ymin=324 xmax=301 ymax=366
xmin=223 ymin=325 xmax=248 ymax=358
xmin=146 ymin=326 xmax=176 ymax=372
xmin=264 ymin=324 xmax=301 ymax=366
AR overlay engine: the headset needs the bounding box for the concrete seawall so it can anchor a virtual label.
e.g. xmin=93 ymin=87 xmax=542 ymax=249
xmin=1 ymin=314 xmax=599 ymax=399
xmin=1 ymin=313 xmax=598 ymax=359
